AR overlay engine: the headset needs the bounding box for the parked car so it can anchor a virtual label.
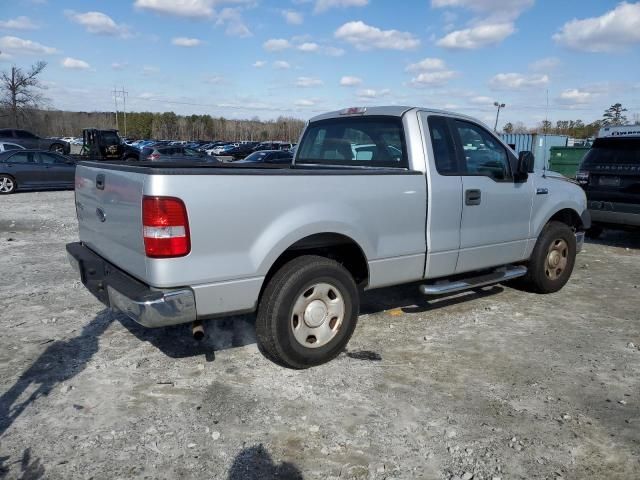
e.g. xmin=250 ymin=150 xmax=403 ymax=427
xmin=576 ymin=125 xmax=640 ymax=237
xmin=0 ymin=150 xmax=75 ymax=194
xmin=253 ymin=141 xmax=293 ymax=152
xmin=236 ymin=150 xmax=293 ymax=164
xmin=0 ymin=129 xmax=70 ymax=154
xmin=0 ymin=142 xmax=26 ymax=153
xmin=67 ymin=106 xmax=589 ymax=369
xmin=224 ymin=143 xmax=257 ymax=160
xmin=141 ymin=145 xmax=206 ymax=161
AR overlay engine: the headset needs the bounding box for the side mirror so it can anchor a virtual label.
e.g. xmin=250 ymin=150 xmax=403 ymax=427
xmin=515 ymin=151 xmax=534 ymax=182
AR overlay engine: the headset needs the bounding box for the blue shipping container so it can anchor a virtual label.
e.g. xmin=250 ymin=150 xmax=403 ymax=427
xmin=499 ymin=133 xmax=568 ymax=170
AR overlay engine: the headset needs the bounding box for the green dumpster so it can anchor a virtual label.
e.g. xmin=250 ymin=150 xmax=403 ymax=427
xmin=548 ymin=147 xmax=590 ymax=178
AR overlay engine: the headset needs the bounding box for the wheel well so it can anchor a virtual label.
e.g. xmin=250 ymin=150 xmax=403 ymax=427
xmin=262 ymin=233 xmax=369 ymax=294
xmin=548 ymin=208 xmax=583 ymax=231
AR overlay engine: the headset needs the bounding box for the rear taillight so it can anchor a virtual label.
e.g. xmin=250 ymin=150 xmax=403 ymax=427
xmin=147 ymin=153 xmax=161 ymax=161
xmin=142 ymin=196 xmax=190 ymax=258
xmin=576 ymin=170 xmax=589 ymax=186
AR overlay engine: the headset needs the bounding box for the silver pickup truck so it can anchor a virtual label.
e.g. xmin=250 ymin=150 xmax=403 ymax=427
xmin=67 ymin=106 xmax=589 ymax=368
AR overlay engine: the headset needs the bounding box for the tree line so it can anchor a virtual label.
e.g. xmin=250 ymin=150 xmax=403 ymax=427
xmin=0 ymin=108 xmax=307 ymax=142
xmin=503 ymin=103 xmax=636 ymax=137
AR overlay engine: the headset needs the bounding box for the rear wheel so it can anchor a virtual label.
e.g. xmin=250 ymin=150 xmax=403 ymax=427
xmin=520 ymin=221 xmax=577 ymax=293
xmin=0 ymin=175 xmax=16 ymax=194
xmin=49 ymin=143 xmax=65 ymax=153
xmin=256 ymin=255 xmax=359 ymax=369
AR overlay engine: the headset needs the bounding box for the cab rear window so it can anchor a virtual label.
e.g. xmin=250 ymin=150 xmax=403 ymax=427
xmin=296 ymin=117 xmax=408 ymax=168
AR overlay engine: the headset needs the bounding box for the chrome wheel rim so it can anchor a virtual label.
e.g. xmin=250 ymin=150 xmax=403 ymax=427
xmin=0 ymin=177 xmax=14 ymax=193
xmin=291 ymin=282 xmax=345 ymax=349
xmin=545 ymin=238 xmax=568 ymax=280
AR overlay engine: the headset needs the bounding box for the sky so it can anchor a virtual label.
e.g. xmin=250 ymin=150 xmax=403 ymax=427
xmin=1 ymin=0 xmax=639 ymax=127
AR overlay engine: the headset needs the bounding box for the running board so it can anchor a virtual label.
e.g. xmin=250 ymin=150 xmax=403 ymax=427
xmin=419 ymin=265 xmax=527 ymax=296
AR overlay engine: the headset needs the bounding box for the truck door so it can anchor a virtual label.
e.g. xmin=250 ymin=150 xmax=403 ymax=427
xmin=421 ymin=114 xmax=463 ymax=278
xmin=451 ymin=119 xmax=534 ymax=273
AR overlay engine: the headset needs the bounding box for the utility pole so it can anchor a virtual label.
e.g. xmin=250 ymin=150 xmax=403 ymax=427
xmin=112 ymin=88 xmax=119 ymax=130
xmin=121 ymin=87 xmax=128 ymax=137
xmin=493 ymin=101 xmax=506 ymax=132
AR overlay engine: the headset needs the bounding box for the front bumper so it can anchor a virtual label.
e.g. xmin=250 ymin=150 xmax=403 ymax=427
xmin=588 ymin=201 xmax=640 ymax=227
xmin=66 ymin=242 xmax=196 ymax=328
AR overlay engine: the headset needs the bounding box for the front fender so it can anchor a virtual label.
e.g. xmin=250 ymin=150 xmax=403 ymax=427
xmin=532 ymin=176 xmax=588 ymax=237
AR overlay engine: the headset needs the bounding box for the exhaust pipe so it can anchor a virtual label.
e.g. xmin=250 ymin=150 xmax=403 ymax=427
xmin=192 ymin=320 xmax=205 ymax=341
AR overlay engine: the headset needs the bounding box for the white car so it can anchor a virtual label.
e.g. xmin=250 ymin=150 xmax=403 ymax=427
xmin=0 ymin=142 xmax=26 ymax=153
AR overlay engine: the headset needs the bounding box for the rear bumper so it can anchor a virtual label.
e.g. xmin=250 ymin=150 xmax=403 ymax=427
xmin=66 ymin=242 xmax=196 ymax=328
xmin=588 ymin=201 xmax=640 ymax=227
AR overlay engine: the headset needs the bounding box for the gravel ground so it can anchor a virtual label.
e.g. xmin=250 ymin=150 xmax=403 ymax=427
xmin=1 ymin=190 xmax=639 ymax=480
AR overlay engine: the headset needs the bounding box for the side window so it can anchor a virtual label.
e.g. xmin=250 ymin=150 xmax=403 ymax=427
xmin=8 ymin=152 xmax=35 ymax=164
xmin=39 ymin=153 xmax=66 ymax=164
xmin=453 ymin=120 xmax=510 ymax=181
xmin=427 ymin=116 xmax=457 ymax=174
xmin=4 ymin=144 xmax=22 ymax=151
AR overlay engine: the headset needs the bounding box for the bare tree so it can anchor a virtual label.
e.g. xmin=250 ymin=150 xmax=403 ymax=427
xmin=0 ymin=61 xmax=48 ymax=128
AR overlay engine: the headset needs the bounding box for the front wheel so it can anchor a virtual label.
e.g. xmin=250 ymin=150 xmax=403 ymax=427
xmin=0 ymin=175 xmax=16 ymax=194
xmin=520 ymin=221 xmax=577 ymax=293
xmin=256 ymin=255 xmax=359 ymax=369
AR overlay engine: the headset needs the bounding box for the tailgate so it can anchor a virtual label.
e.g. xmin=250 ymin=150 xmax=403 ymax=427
xmin=75 ymin=163 xmax=147 ymax=282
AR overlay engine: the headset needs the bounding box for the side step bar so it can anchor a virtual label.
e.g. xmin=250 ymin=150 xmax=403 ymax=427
xmin=419 ymin=265 xmax=527 ymax=296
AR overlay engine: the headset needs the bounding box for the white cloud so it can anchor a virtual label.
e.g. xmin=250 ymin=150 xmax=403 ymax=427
xmin=0 ymin=16 xmax=38 ymax=30
xmin=61 ymin=57 xmax=91 ymax=70
xmin=253 ymin=60 xmax=267 ymax=68
xmin=134 ymin=0 xmax=216 ymax=18
xmin=553 ymin=2 xmax=640 ymax=52
xmin=263 ymin=38 xmax=291 ymax=51
xmin=295 ymin=99 xmax=316 ymax=106
xmin=469 ymin=95 xmax=495 ymax=105
xmin=406 ymin=57 xmax=446 ymax=72
xmin=489 ymin=72 xmax=549 ymax=90
xmin=529 ymin=57 xmax=560 ymax=72
xmin=0 ymin=35 xmax=58 ymax=55
xmin=557 ymin=89 xmax=592 ymax=105
xmin=283 ymin=10 xmax=303 ymax=25
xmin=297 ymin=42 xmax=319 ymax=52
xmin=406 ymin=57 xmax=457 ymax=87
xmin=273 ymin=60 xmax=291 ymax=69
xmin=111 ymin=62 xmax=128 ymax=70
xmin=216 ymin=7 xmax=252 ymax=38
xmin=296 ymin=76 xmax=323 ymax=87
xmin=142 ymin=65 xmax=159 ymax=76
xmin=314 ymin=0 xmax=368 ymax=14
xmin=138 ymin=92 xmax=155 ymax=99
xmin=431 ymin=0 xmax=533 ymax=21
xmin=335 ymin=21 xmax=420 ymax=50
xmin=172 ymin=37 xmax=202 ymax=47
xmin=411 ymin=70 xmax=457 ymax=87
xmin=340 ymin=76 xmax=363 ymax=86
xmin=65 ymin=10 xmax=130 ymax=37
xmin=357 ymin=88 xmax=391 ymax=99
xmin=436 ymin=22 xmax=514 ymax=49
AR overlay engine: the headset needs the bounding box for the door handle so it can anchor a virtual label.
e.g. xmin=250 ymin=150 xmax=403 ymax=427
xmin=465 ymin=189 xmax=482 ymax=206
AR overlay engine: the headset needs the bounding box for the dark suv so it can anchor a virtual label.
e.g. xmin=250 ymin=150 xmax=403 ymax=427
xmin=0 ymin=129 xmax=70 ymax=154
xmin=141 ymin=145 xmax=207 ymax=161
xmin=576 ymin=134 xmax=640 ymax=236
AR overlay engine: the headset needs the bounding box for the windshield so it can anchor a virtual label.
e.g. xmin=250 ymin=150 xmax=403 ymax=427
xmin=296 ymin=116 xmax=407 ymax=168
xmin=582 ymin=138 xmax=640 ymax=166
xmin=243 ymin=152 xmax=269 ymax=162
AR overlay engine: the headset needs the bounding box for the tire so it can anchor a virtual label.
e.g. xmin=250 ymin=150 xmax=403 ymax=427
xmin=0 ymin=174 xmax=16 ymax=194
xmin=520 ymin=221 xmax=577 ymax=294
xmin=256 ymin=255 xmax=359 ymax=369
xmin=49 ymin=143 xmax=64 ymax=153
xmin=586 ymin=225 xmax=603 ymax=239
